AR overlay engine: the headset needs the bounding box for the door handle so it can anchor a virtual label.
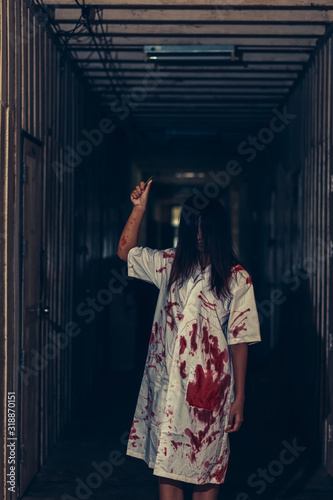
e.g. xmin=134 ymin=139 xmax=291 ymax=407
xmin=41 ymin=306 xmax=50 ymax=315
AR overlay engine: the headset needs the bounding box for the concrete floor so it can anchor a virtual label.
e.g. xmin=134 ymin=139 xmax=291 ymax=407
xmin=22 ymin=367 xmax=333 ymax=500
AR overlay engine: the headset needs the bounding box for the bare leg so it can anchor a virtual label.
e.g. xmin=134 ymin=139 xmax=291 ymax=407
xmin=158 ymin=476 xmax=184 ymax=500
xmin=192 ymin=483 xmax=220 ymax=500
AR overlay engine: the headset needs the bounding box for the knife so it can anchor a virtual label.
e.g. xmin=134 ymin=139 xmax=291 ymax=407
xmin=143 ymin=176 xmax=153 ymax=190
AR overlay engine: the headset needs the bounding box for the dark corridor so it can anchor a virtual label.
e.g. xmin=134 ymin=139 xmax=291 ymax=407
xmin=1 ymin=1 xmax=333 ymax=500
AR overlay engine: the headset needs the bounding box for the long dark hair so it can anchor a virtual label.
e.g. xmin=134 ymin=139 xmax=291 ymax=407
xmin=167 ymin=193 xmax=242 ymax=300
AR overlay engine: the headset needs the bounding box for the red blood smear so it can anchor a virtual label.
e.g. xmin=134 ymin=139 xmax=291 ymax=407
xmin=149 ymin=322 xmax=158 ymax=345
xmin=163 ymin=251 xmax=175 ymax=258
xmin=171 ymin=440 xmax=183 ymax=451
xmin=156 ymin=266 xmax=167 ymax=273
xmin=164 ymin=447 xmax=167 ymax=456
xmin=185 ymin=416 xmax=212 ymax=457
xmin=232 ymin=264 xmax=245 ymax=273
xmin=179 ymin=336 xmax=187 ymax=355
xmin=185 ymin=427 xmax=206 ymax=462
xmin=198 ymin=292 xmax=217 ymax=310
xmin=129 ymin=419 xmax=140 ymax=447
xmin=120 ymin=236 xmax=127 ymax=247
xmin=206 ymin=429 xmax=220 ymax=446
xmin=202 ymin=326 xmax=229 ymax=373
xmin=180 ymin=360 xmax=187 ymax=379
xmin=202 ymin=325 xmax=210 ymax=354
xmin=147 ymin=321 xmax=165 ymax=368
xmin=186 ymin=365 xmax=221 ymax=410
xmin=246 ymin=275 xmax=252 ymax=285
xmin=190 ymin=323 xmax=198 ymax=352
xmin=193 ymin=407 xmax=216 ymax=424
xmin=184 ymin=373 xmax=231 ymax=463
xmin=230 ymin=309 xmax=250 ymax=337
xmin=164 ymin=301 xmax=180 ymax=331
xmin=147 ymin=364 xmax=158 ymax=372
xmin=213 ymin=458 xmax=229 ymax=483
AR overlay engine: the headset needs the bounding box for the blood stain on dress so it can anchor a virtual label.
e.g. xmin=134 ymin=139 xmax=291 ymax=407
xmin=171 ymin=440 xmax=183 ymax=451
xmin=163 ymin=251 xmax=175 ymax=259
xmin=209 ymin=453 xmax=229 ymax=482
xmin=190 ymin=323 xmax=198 ymax=352
xmin=185 ymin=422 xmax=211 ymax=463
xmin=232 ymin=264 xmax=245 ymax=273
xmin=201 ymin=324 xmax=228 ymax=373
xmin=206 ymin=429 xmax=221 ymax=446
xmin=179 ymin=335 xmax=187 ymax=355
xmin=156 ymin=266 xmax=167 ymax=273
xmin=184 ymin=370 xmax=231 ymax=462
xmin=198 ymin=292 xmax=217 ymax=310
xmin=230 ymin=309 xmax=250 ymax=337
xmin=129 ymin=419 xmax=140 ymax=448
xmin=186 ymin=365 xmax=221 ymax=410
xmin=202 ymin=325 xmax=210 ymax=354
xmin=149 ymin=322 xmax=158 ymax=345
xmin=185 ymin=407 xmax=225 ymax=464
xmin=164 ymin=301 xmax=180 ymax=331
xmin=180 ymin=360 xmax=187 ymax=379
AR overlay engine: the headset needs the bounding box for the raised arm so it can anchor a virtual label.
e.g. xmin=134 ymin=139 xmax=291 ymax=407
xmin=116 ymin=179 xmax=153 ymax=261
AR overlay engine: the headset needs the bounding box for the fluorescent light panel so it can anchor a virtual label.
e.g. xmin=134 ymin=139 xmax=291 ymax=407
xmin=144 ymin=45 xmax=238 ymax=63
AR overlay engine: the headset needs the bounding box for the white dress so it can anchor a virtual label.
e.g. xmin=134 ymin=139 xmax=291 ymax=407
xmin=125 ymin=246 xmax=261 ymax=485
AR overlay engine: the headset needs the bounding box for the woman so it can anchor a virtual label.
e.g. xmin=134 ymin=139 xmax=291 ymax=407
xmin=117 ymin=180 xmax=261 ymax=500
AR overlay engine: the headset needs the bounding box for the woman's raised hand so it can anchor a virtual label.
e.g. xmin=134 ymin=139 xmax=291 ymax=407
xmin=130 ymin=179 xmax=152 ymax=208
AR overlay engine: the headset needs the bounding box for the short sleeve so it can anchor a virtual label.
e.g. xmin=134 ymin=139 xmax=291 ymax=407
xmin=227 ymin=277 xmax=261 ymax=346
xmin=127 ymin=246 xmax=169 ymax=288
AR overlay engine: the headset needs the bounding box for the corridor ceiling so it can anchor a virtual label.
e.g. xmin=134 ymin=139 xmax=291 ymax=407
xmin=41 ymin=0 xmax=333 ymax=137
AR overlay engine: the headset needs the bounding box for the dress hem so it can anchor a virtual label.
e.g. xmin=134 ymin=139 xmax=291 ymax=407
xmin=126 ymin=449 xmax=226 ymax=486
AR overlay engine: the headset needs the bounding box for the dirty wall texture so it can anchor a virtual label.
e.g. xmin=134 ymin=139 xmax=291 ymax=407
xmin=237 ymin=30 xmax=333 ymax=474
xmin=0 ymin=1 xmax=129 ymax=497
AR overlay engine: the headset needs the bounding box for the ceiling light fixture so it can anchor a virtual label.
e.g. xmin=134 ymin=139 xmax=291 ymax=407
xmin=144 ymin=45 xmax=240 ymax=64
xmin=175 ymin=172 xmax=206 ymax=179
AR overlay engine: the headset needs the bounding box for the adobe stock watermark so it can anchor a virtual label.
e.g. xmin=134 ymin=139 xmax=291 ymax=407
xmin=235 ymin=437 xmax=307 ymax=499
xmin=181 ymin=105 xmax=297 ymax=222
xmin=20 ymin=266 xmax=133 ymax=386
xmin=75 ymin=266 xmax=132 ymax=324
xmin=52 ymin=66 xmax=168 ymax=183
xmin=61 ymin=431 xmax=129 ymax=500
